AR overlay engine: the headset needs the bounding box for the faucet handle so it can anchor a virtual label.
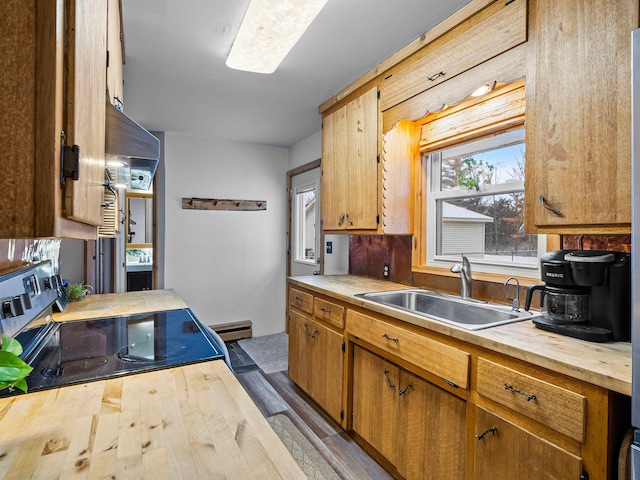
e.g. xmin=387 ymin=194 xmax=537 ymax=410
xmin=503 ymin=277 xmax=521 ymax=312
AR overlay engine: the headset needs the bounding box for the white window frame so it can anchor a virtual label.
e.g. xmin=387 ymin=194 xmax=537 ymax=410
xmin=425 ymin=129 xmax=545 ymax=277
xmin=292 ymin=181 xmax=319 ymax=266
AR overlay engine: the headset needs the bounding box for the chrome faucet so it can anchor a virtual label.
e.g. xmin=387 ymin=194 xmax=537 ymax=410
xmin=450 ymin=255 xmax=472 ymax=300
xmin=504 ymin=277 xmax=521 ymax=312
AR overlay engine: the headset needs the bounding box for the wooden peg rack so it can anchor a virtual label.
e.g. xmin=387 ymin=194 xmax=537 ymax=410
xmin=181 ymin=197 xmax=267 ymax=211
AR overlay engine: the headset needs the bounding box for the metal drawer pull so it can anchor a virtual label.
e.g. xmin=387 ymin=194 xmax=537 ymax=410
xmin=338 ymin=213 xmax=345 ymax=226
xmin=295 ymin=296 xmax=303 ymax=303
xmin=320 ymin=308 xmax=331 ymax=315
xmin=427 ymin=71 xmax=445 ymax=81
xmin=384 ymin=369 xmax=396 ymax=390
xmin=476 ymin=427 xmax=498 ymax=440
xmin=382 ymin=333 xmax=399 ymax=344
xmin=504 ymin=383 xmax=537 ymax=401
xmin=399 ymin=384 xmax=413 ymax=396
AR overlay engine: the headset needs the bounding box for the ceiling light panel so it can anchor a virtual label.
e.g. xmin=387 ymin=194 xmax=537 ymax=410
xmin=226 ymin=0 xmax=328 ymax=74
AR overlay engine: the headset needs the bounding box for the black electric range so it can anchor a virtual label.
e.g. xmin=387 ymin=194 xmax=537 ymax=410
xmin=0 ymin=261 xmax=226 ymax=396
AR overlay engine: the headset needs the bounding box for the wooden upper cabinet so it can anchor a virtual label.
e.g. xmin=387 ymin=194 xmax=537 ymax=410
xmin=378 ymin=0 xmax=527 ymax=113
xmin=524 ymin=0 xmax=638 ymax=234
xmin=321 ymin=87 xmax=379 ymax=232
xmin=1 ymin=0 xmax=108 ymax=239
xmin=64 ymin=0 xmax=108 ymax=227
xmin=106 ymin=0 xmax=124 ymax=107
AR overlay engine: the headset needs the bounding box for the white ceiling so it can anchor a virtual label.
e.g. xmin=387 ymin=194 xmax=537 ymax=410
xmin=121 ymin=0 xmax=472 ymax=147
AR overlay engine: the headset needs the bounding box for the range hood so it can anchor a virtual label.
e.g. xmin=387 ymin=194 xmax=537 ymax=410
xmin=105 ymin=101 xmax=160 ymax=190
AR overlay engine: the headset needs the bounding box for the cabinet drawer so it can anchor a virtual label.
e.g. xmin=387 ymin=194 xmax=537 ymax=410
xmin=347 ymin=310 xmax=469 ymax=388
xmin=314 ymin=298 xmax=345 ymax=329
xmin=476 ymin=358 xmax=586 ymax=442
xmin=289 ymin=288 xmax=313 ymax=315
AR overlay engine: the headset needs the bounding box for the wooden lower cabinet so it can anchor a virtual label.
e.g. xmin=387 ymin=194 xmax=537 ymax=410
xmin=352 ymin=345 xmax=466 ymax=479
xmin=473 ymin=406 xmax=583 ymax=479
xmin=288 ymin=310 xmax=344 ymax=424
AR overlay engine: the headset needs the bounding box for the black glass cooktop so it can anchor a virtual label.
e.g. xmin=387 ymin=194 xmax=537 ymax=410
xmin=9 ymin=308 xmax=224 ymax=395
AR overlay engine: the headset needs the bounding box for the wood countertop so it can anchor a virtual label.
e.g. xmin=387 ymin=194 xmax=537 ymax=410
xmin=0 ymin=361 xmax=305 ymax=479
xmin=288 ymin=275 xmax=632 ymax=396
xmin=0 ymin=290 xmax=305 ymax=479
xmin=52 ymin=289 xmax=189 ymax=322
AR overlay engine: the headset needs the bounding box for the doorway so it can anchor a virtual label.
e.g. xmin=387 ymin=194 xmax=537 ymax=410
xmin=289 ymin=163 xmax=321 ymax=277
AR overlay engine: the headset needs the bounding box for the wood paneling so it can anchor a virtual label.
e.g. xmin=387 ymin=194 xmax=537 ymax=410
xmin=379 ymin=0 xmax=527 ymax=112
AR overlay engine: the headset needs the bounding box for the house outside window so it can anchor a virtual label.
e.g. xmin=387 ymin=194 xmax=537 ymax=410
xmin=293 ymin=182 xmax=317 ymax=264
xmin=424 ymin=128 xmax=545 ymax=276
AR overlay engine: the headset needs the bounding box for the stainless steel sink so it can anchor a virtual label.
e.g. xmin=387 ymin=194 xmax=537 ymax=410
xmin=356 ymin=289 xmax=539 ymax=330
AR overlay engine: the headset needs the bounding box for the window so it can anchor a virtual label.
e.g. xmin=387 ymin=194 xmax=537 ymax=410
xmin=424 ymin=128 xmax=544 ymax=276
xmin=293 ymin=182 xmax=317 ymax=264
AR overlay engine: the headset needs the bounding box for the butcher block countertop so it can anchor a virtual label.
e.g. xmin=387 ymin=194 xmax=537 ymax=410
xmin=289 ymin=275 xmax=632 ymax=396
xmin=0 ymin=290 xmax=305 ymax=479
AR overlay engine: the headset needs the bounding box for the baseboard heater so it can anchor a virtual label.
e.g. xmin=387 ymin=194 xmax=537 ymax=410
xmin=211 ymin=320 xmax=253 ymax=341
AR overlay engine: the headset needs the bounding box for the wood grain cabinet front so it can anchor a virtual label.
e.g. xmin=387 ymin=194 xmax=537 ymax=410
xmin=288 ymin=310 xmax=345 ymax=425
xmin=524 ymin=0 xmax=638 ymax=233
xmin=1 ymin=0 xmax=108 ymax=239
xmin=289 ymin=287 xmax=314 ymax=315
xmin=473 ymin=406 xmax=583 ymax=480
xmin=313 ymin=297 xmax=345 ymax=329
xmin=321 ymin=87 xmax=379 ymax=232
xmin=477 ymin=357 xmax=586 ymax=442
xmin=346 ymin=309 xmax=470 ymax=389
xmin=352 ymin=345 xmax=466 ymax=480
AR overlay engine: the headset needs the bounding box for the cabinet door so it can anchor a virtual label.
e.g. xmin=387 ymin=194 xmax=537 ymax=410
xmin=345 ymin=87 xmax=378 ymax=230
xmin=321 ymin=103 xmax=349 ymax=230
xmin=397 ymin=369 xmax=466 ymax=480
xmin=288 ymin=311 xmax=312 ymax=394
xmin=64 ymin=0 xmax=108 ymax=226
xmin=106 ymin=0 xmax=123 ymax=106
xmin=352 ymin=346 xmax=399 ymax=463
xmin=321 ymin=87 xmax=378 ymax=231
xmin=306 ymin=320 xmax=344 ymax=424
xmin=474 ymin=407 xmax=582 ymax=479
xmin=525 ymin=0 xmax=638 ymax=233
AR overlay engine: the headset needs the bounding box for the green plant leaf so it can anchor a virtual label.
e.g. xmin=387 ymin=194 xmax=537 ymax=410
xmin=0 ymin=351 xmax=33 ymax=382
xmin=0 ymin=378 xmax=28 ymax=393
xmin=1 ymin=334 xmax=23 ymax=356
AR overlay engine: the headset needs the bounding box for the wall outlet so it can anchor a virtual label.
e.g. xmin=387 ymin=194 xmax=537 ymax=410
xmin=383 ymin=263 xmax=390 ymax=278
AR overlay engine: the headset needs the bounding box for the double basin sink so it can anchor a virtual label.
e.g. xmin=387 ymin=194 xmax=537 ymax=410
xmin=356 ymin=289 xmax=539 ymax=330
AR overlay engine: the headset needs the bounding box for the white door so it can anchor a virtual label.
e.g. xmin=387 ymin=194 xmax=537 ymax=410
xmin=290 ymin=167 xmax=321 ymax=276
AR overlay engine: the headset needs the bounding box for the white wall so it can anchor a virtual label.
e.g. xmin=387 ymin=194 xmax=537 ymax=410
xmin=289 ymin=130 xmax=321 ymax=170
xmin=163 ymin=133 xmax=289 ymax=337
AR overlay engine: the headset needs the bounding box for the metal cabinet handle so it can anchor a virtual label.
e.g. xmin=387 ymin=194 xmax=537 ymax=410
xmin=338 ymin=213 xmax=345 ymax=226
xmin=476 ymin=427 xmax=498 ymax=440
xmin=320 ymin=307 xmax=331 ymax=315
xmin=345 ymin=213 xmax=353 ymax=226
xmin=504 ymin=383 xmax=537 ymax=401
xmin=427 ymin=71 xmax=445 ymax=82
xmin=382 ymin=333 xmax=399 ymax=344
xmin=384 ymin=368 xmax=396 ymax=391
xmin=304 ymin=323 xmax=319 ymax=339
xmin=398 ymin=384 xmax=413 ymax=396
xmin=295 ymin=296 xmax=303 ymax=303
xmin=539 ymin=195 xmax=562 ymax=216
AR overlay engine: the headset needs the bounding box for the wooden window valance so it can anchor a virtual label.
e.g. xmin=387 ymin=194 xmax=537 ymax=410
xmin=417 ymin=79 xmax=525 ymax=153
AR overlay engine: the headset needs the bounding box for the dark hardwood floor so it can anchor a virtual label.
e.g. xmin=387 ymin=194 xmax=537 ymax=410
xmin=234 ymin=368 xmax=393 ymax=480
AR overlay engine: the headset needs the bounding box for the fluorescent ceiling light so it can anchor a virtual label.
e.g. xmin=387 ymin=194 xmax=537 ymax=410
xmin=226 ymin=0 xmax=328 ymax=74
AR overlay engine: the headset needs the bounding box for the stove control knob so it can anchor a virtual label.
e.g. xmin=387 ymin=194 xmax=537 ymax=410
xmin=45 ymin=275 xmax=62 ymax=290
xmin=2 ymin=295 xmax=30 ymax=318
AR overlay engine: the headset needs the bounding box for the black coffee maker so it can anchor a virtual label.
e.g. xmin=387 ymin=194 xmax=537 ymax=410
xmin=524 ymin=250 xmax=631 ymax=342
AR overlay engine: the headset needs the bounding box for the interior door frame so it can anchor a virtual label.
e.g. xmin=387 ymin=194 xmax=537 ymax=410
xmin=287 ymin=159 xmax=321 ymax=277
